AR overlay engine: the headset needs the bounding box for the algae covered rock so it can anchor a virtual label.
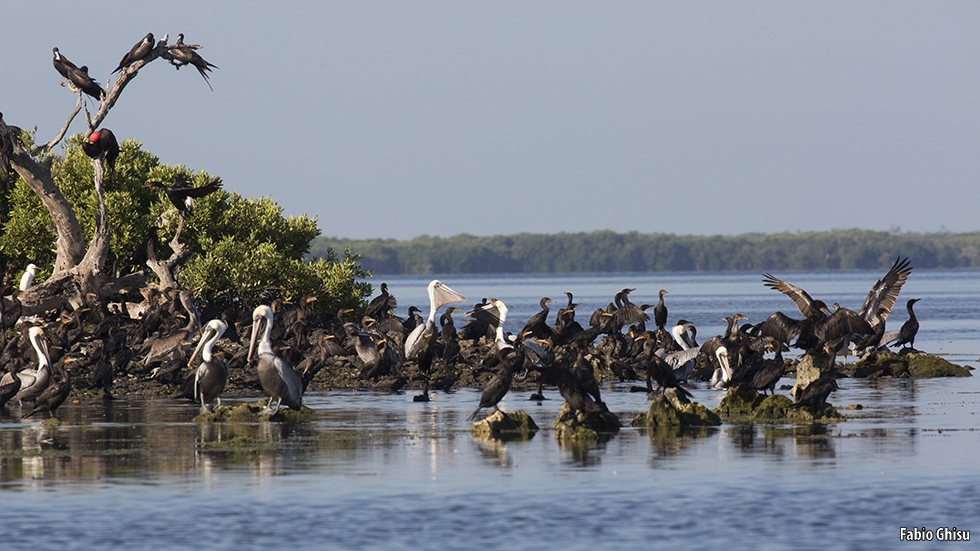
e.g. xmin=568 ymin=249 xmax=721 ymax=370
xmin=845 ymin=351 xmax=971 ymax=379
xmin=714 ymin=386 xmax=765 ymax=417
xmin=714 ymin=389 xmax=845 ymax=423
xmin=470 ymin=410 xmax=539 ymax=439
xmin=631 ymin=388 xmax=721 ymax=428
xmin=552 ymin=402 xmax=621 ymax=441
xmin=906 ymin=353 xmax=972 ymax=378
xmin=193 ymin=401 xmax=315 ymax=423
xmin=792 ymin=353 xmax=835 ymax=398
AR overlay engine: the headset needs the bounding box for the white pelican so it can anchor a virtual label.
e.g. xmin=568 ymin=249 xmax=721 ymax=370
xmin=188 ymin=319 xmax=228 ymax=414
xmin=404 ymin=280 xmax=465 ymax=359
xmin=248 ymin=305 xmax=303 ymax=413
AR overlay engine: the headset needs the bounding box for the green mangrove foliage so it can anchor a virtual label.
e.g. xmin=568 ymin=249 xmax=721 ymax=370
xmin=0 ymin=135 xmax=371 ymax=313
xmin=311 ymin=229 xmax=980 ymax=274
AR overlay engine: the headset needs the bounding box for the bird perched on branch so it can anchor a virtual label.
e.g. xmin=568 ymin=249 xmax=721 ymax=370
xmin=167 ymin=34 xmax=218 ymax=91
xmin=145 ymin=174 xmax=222 ymax=214
xmin=81 ymin=129 xmax=120 ymax=173
xmin=52 ymin=48 xmax=105 ymax=100
xmin=113 ymin=33 xmax=155 ymax=73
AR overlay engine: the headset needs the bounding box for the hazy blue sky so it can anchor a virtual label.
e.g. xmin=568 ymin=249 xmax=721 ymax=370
xmin=3 ymin=2 xmax=979 ymax=240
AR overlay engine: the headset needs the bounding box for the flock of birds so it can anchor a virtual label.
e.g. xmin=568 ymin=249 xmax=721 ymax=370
xmin=0 ymin=256 xmax=922 ymax=424
xmin=52 ymin=32 xmax=217 ymax=100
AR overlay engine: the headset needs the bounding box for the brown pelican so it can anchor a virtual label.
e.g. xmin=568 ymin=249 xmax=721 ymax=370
xmin=19 ymin=263 xmax=36 ymax=291
xmin=113 ymin=33 xmax=155 ymax=73
xmin=188 ymin=319 xmax=228 ymax=414
xmin=404 ymin=280 xmax=465 ymax=359
xmin=145 ymin=292 xmax=200 ymax=372
xmin=248 ymin=305 xmax=303 ymax=413
xmin=1 ymin=326 xmax=52 ymax=404
xmin=710 ymin=347 xmax=732 ymax=389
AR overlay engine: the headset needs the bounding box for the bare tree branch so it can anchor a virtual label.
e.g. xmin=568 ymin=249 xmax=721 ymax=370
xmin=31 ymin=90 xmax=83 ymax=157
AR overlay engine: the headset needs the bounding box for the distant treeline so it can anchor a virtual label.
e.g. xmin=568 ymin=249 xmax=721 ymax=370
xmin=309 ymin=229 xmax=980 ymax=274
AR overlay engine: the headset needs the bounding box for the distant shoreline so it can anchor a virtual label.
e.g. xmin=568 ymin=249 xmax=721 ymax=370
xmin=311 ymin=229 xmax=980 ymax=275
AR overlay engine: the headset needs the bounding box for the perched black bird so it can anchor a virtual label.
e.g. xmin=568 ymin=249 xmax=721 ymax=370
xmin=364 ymin=283 xmax=397 ymax=320
xmin=52 ymin=48 xmax=105 ymax=100
xmin=653 ymin=289 xmax=669 ymax=332
xmin=167 ymin=34 xmax=218 ymax=91
xmin=81 ymin=129 xmax=120 ymax=172
xmin=145 ymin=174 xmax=222 ymax=214
xmin=113 ymin=33 xmax=155 ymax=73
xmin=894 ymin=298 xmax=921 ymax=351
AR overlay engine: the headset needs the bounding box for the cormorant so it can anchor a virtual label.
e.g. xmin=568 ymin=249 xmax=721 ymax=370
xmin=893 ymin=298 xmax=921 ymax=351
xmin=521 ymin=297 xmax=555 ymax=341
xmin=760 ymin=274 xmax=873 ymax=354
xmin=653 ymin=289 xmax=668 ymax=332
xmin=365 ymin=282 xmax=397 ymax=320
xmin=113 ymin=33 xmax=155 ymax=73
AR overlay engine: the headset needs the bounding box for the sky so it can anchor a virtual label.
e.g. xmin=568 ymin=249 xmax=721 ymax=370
xmin=3 ymin=2 xmax=980 ymax=240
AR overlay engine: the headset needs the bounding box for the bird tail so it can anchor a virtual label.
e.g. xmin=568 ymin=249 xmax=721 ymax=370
xmin=467 ymin=407 xmax=482 ymax=421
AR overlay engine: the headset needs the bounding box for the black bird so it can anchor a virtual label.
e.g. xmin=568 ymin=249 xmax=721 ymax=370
xmin=22 ymin=359 xmax=72 ymax=418
xmin=760 ymin=274 xmax=873 ymax=354
xmin=365 ymin=282 xmax=397 ymax=320
xmin=81 ymin=129 xmax=120 ymax=172
xmin=635 ymin=332 xmax=692 ymax=400
xmin=653 ymin=289 xmax=669 ymax=332
xmin=521 ymin=297 xmax=555 ymax=341
xmin=145 ymin=174 xmax=222 ymax=214
xmin=468 ymin=340 xmax=524 ymax=421
xmin=893 ymin=298 xmax=921 ymax=351
xmin=791 ymin=372 xmax=839 ymax=410
xmin=113 ymin=33 xmax=155 ymax=73
xmin=167 ymin=34 xmax=218 ymax=91
xmin=52 ymin=48 xmax=105 ymax=100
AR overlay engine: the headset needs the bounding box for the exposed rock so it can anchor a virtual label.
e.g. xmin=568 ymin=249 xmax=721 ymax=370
xmin=714 ymin=386 xmax=765 ymax=417
xmin=193 ymin=400 xmax=315 ymax=423
xmin=552 ymin=401 xmax=621 ymax=441
xmin=631 ymin=388 xmax=721 ymax=427
xmin=843 ymin=351 xmax=971 ymax=379
xmin=470 ymin=409 xmax=538 ymax=439
xmin=714 ymin=390 xmax=844 ymax=422
xmin=792 ymin=353 xmax=834 ymax=399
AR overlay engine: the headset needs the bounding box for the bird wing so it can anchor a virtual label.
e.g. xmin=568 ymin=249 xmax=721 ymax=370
xmin=273 ymin=355 xmax=303 ymax=409
xmin=762 ymin=273 xmax=821 ymax=318
xmin=816 ymin=308 xmax=873 ymax=343
xmin=181 ymin=178 xmax=223 ymax=198
xmin=758 ymin=312 xmax=803 ymax=345
xmin=857 ymin=257 xmax=913 ymax=321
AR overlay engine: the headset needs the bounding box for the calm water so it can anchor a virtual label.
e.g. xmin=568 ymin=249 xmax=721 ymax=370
xmin=2 ymin=270 xmax=979 ymax=550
